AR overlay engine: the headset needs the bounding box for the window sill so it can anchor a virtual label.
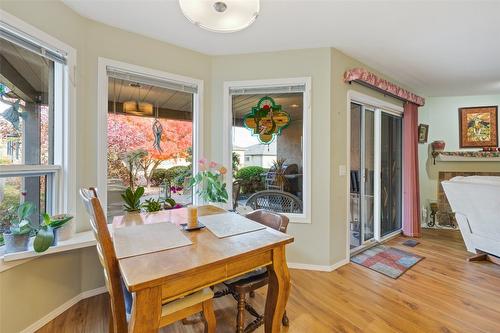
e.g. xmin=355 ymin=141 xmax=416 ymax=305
xmin=0 ymin=231 xmax=96 ymax=272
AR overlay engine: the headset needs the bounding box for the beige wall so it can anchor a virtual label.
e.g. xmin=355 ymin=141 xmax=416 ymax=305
xmin=330 ymin=49 xmax=405 ymax=263
xmin=211 ymin=48 xmax=333 ymax=265
xmin=418 ymin=94 xmax=500 ymax=218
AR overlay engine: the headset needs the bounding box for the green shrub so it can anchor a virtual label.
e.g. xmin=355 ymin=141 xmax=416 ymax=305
xmin=150 ymin=168 xmax=168 ymax=186
xmin=151 ymin=166 xmax=191 ymax=186
xmin=235 ymin=166 xmax=266 ymax=194
xmin=173 ymin=167 xmax=192 ymax=187
xmin=235 ymin=166 xmax=266 ymax=180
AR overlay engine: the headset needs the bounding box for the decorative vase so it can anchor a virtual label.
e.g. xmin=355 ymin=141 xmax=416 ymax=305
xmin=52 ymin=227 xmax=60 ymax=246
xmin=3 ymin=232 xmax=30 ymax=254
xmin=431 ymin=140 xmax=446 ymax=151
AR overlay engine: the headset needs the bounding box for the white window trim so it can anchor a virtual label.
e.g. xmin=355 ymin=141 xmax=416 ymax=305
xmin=222 ymin=77 xmax=312 ymax=224
xmin=97 ymin=58 xmax=204 ymax=213
xmin=346 ymin=90 xmax=404 ymax=259
xmin=0 ymin=9 xmax=77 ymax=218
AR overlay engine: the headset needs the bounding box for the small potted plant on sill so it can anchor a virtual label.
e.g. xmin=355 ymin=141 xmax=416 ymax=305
xmin=3 ymin=202 xmax=35 ymax=254
xmin=121 ymin=186 xmax=145 ymax=222
xmin=33 ymin=213 xmax=74 ymax=252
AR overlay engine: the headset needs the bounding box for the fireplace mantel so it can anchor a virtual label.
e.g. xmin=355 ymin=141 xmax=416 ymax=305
xmin=433 ymin=151 xmax=500 ymax=162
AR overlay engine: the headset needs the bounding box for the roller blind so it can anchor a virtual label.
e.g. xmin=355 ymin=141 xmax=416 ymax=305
xmin=107 ymin=66 xmax=198 ymax=94
xmin=0 ymin=21 xmax=67 ymax=64
xmin=229 ymin=84 xmax=305 ymax=95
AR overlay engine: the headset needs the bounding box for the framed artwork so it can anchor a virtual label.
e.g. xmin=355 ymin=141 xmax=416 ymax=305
xmin=418 ymin=124 xmax=429 ymax=143
xmin=459 ymin=106 xmax=498 ymax=148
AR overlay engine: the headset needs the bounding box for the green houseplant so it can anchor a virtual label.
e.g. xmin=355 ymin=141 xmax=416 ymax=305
xmin=33 ymin=213 xmax=74 ymax=253
xmin=189 ymin=159 xmax=228 ymax=204
xmin=3 ymin=202 xmax=35 ymax=254
xmin=142 ymin=198 xmax=163 ymax=213
xmin=121 ymin=186 xmax=145 ymax=213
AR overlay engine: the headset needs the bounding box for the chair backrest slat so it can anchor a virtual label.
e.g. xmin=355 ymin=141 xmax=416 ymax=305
xmin=80 ymin=187 xmax=128 ymax=333
xmin=245 ymin=209 xmax=289 ymax=233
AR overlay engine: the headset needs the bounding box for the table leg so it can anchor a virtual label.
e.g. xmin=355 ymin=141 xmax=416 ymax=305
xmin=129 ymin=286 xmax=162 ymax=333
xmin=265 ymin=246 xmax=291 ymax=333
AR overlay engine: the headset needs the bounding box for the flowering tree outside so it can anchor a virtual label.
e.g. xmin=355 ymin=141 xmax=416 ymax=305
xmin=107 ymin=113 xmax=193 ymax=189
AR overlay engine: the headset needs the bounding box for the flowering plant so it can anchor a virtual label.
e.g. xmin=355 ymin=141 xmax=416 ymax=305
xmin=189 ymin=158 xmax=228 ymax=203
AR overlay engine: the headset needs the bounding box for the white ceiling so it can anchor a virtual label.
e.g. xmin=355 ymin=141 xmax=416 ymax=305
xmin=63 ymin=0 xmax=500 ymax=97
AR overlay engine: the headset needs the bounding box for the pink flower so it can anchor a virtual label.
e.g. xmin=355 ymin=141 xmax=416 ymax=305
xmin=209 ymin=161 xmax=218 ymax=169
xmin=198 ymin=157 xmax=207 ymax=165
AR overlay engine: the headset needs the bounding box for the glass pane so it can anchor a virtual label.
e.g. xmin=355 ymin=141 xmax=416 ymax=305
xmin=0 ymin=37 xmax=54 ymax=165
xmin=381 ymin=113 xmax=402 ymax=236
xmin=350 ymin=103 xmax=362 ymax=248
xmin=0 ymin=175 xmax=48 ymax=233
xmin=107 ymin=77 xmax=194 ymax=220
xmin=232 ymin=93 xmax=304 ymax=214
xmin=363 ymin=110 xmax=375 ymax=241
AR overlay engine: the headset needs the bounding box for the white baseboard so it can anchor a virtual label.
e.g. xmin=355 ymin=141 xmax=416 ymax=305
xmin=20 ymin=286 xmax=107 ymax=333
xmin=288 ymin=258 xmax=350 ymax=272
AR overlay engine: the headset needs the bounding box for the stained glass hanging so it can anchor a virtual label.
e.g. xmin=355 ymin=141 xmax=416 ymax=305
xmin=243 ymin=96 xmax=291 ymax=144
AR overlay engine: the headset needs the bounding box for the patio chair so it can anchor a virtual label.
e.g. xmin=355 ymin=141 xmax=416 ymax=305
xmin=245 ymin=190 xmax=303 ymax=214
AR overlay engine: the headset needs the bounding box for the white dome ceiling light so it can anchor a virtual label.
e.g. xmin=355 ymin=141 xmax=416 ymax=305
xmin=179 ymin=0 xmax=260 ymax=33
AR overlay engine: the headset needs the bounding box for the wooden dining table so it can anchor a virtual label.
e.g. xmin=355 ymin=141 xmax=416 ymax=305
xmin=112 ymin=205 xmax=294 ymax=333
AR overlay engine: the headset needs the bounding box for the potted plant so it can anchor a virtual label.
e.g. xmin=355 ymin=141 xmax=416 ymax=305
xmin=3 ymin=202 xmax=35 ymax=254
xmin=121 ymin=186 xmax=144 ymax=222
xmin=33 ymin=213 xmax=75 ymax=253
xmin=189 ymin=159 xmax=228 ymax=206
xmin=142 ymin=198 xmax=163 ymax=213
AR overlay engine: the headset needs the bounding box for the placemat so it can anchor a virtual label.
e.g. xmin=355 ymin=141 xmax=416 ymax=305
xmin=198 ymin=212 xmax=266 ymax=238
xmin=113 ymin=222 xmax=192 ymax=259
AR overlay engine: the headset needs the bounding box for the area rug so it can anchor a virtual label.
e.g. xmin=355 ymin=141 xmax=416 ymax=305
xmin=402 ymin=239 xmax=420 ymax=247
xmin=351 ymin=245 xmax=424 ymax=279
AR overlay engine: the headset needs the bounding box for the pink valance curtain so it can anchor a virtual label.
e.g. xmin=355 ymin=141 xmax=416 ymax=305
xmin=402 ymin=102 xmax=421 ymax=237
xmin=344 ymin=68 xmax=425 ymax=106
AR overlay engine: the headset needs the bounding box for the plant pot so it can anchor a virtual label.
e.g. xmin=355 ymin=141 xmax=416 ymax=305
xmin=3 ymin=233 xmax=30 ymax=254
xmin=431 ymin=140 xmax=446 ymax=151
xmin=122 ymin=211 xmax=143 ymax=225
xmin=55 ymin=219 xmax=76 ymax=242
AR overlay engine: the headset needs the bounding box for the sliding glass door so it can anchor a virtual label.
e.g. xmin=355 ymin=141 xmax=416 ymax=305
xmin=350 ymin=102 xmax=403 ymax=252
xmin=350 ymin=103 xmax=375 ymax=249
xmin=380 ymin=113 xmax=402 ymax=236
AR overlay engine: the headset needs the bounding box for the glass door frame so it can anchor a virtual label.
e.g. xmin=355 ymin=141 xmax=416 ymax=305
xmin=348 ymin=91 xmax=404 ymax=255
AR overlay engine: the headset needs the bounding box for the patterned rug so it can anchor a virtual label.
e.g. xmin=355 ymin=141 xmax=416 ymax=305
xmin=351 ymin=245 xmax=424 ymax=279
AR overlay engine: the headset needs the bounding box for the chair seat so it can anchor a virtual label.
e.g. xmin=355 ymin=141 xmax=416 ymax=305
xmin=161 ymin=288 xmax=214 ymax=316
xmin=224 ymin=267 xmax=268 ymax=286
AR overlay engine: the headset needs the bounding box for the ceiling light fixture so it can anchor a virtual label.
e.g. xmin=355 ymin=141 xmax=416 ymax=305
xmin=179 ymin=0 xmax=260 ymax=33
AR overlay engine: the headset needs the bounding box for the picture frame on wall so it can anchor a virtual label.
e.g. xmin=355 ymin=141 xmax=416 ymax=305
xmin=459 ymin=106 xmax=498 ymax=148
xmin=418 ymin=124 xmax=429 ymax=143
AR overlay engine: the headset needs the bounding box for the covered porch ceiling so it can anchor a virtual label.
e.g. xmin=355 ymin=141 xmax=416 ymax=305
xmin=232 ymin=93 xmax=303 ymax=127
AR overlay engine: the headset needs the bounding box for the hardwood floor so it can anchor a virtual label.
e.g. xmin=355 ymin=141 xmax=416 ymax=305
xmin=37 ymin=229 xmax=500 ymax=333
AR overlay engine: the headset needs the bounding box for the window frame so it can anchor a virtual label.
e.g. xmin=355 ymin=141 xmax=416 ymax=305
xmin=222 ymin=77 xmax=312 ymax=223
xmin=97 ymin=57 xmax=204 ymax=215
xmin=0 ymin=10 xmax=76 ymax=223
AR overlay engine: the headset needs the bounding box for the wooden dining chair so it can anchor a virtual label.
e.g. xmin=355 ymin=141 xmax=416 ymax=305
xmin=216 ymin=209 xmax=290 ymax=333
xmin=79 ymin=187 xmax=216 ymax=333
